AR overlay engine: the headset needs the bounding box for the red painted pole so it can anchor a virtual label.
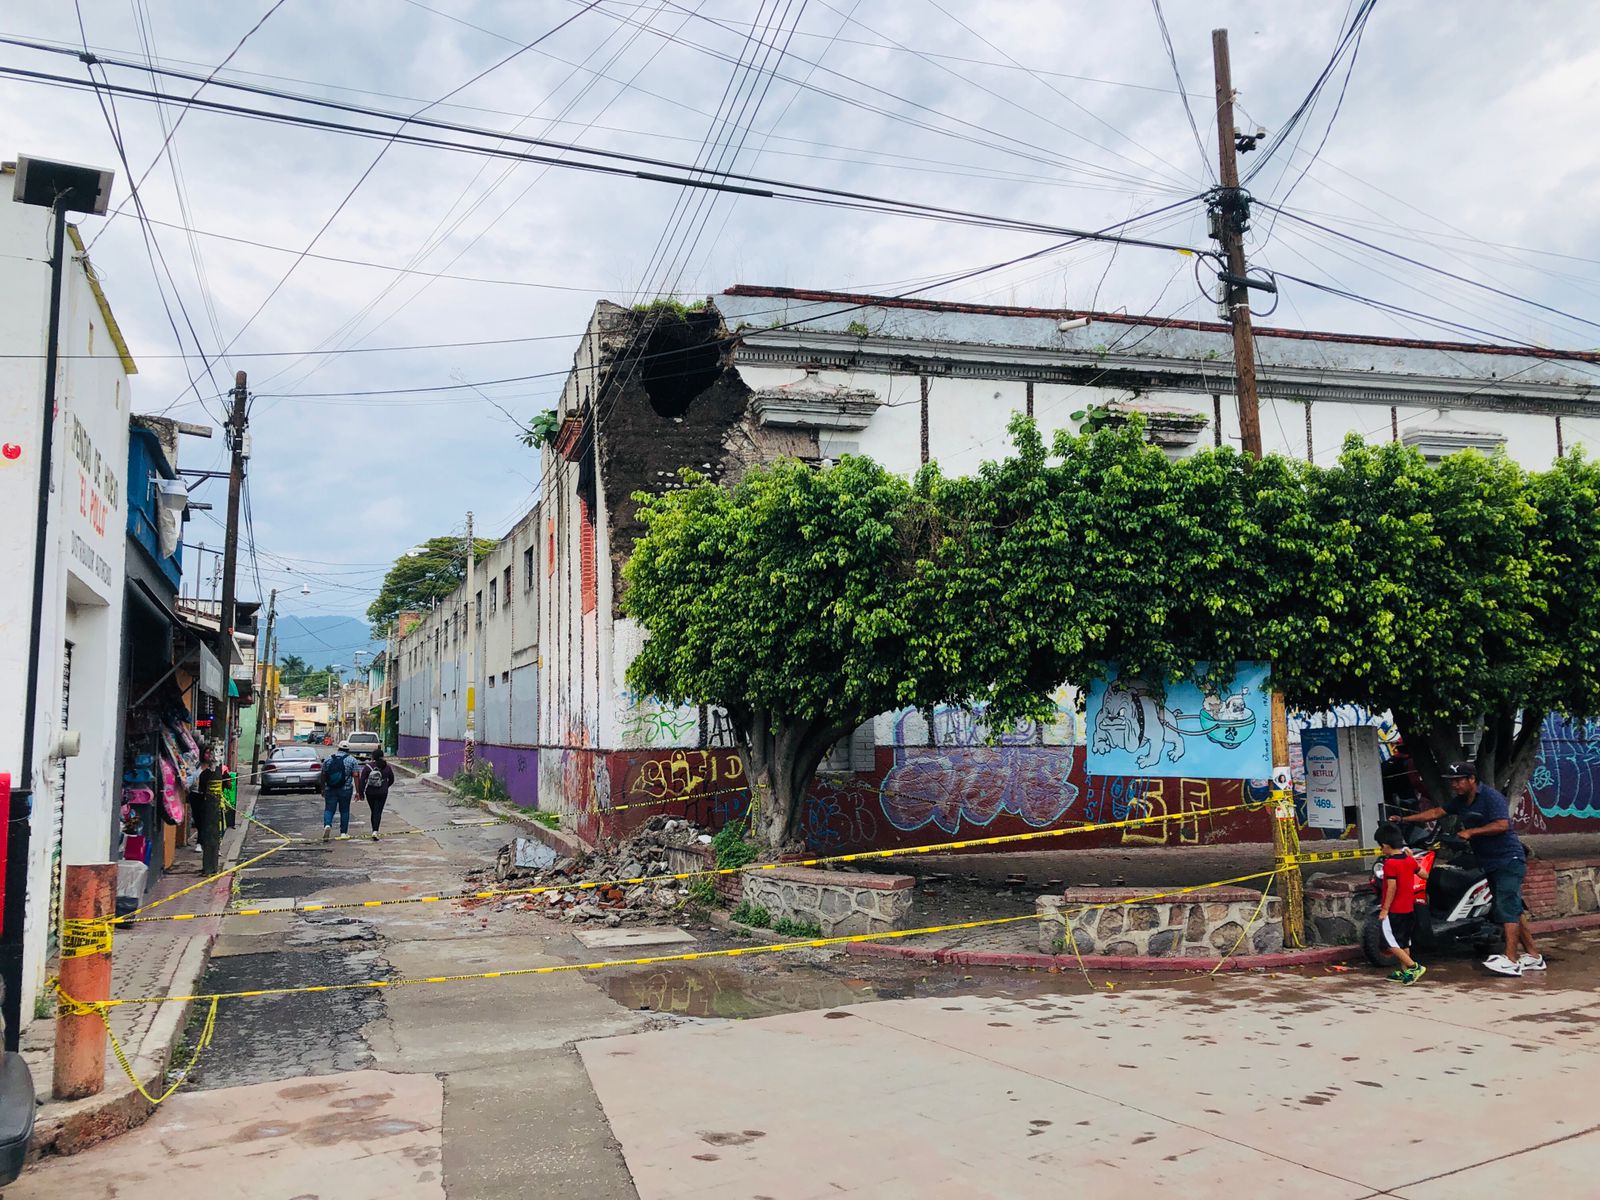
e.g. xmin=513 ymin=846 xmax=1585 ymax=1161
xmin=52 ymin=863 xmax=116 ymax=1100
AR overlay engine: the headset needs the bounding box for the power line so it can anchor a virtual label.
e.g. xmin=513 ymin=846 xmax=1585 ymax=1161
xmin=0 ymin=60 xmax=1205 ymax=255
xmin=1149 ymin=0 xmax=1214 ymax=182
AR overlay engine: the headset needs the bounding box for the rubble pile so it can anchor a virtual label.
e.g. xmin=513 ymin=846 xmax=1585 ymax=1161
xmin=460 ymin=815 xmax=716 ymax=926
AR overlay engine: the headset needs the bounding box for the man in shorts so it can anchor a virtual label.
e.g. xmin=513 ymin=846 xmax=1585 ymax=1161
xmin=1401 ymin=761 xmax=1544 ymax=976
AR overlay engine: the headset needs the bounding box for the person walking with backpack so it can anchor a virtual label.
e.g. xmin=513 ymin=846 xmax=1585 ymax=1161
xmin=357 ymin=749 xmax=395 ymax=841
xmin=319 ymin=745 xmax=357 ymax=841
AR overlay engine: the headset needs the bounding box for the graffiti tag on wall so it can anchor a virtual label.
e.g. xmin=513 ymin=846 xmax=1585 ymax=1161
xmin=617 ymin=690 xmax=698 ymax=747
xmin=1532 ymin=715 xmax=1600 ymax=820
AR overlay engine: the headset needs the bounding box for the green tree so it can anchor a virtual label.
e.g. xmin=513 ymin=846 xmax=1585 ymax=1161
xmin=624 ymin=455 xmax=994 ymax=850
xmin=279 ymin=653 xmax=309 ymax=691
xmin=367 ymin=535 xmax=496 ymax=636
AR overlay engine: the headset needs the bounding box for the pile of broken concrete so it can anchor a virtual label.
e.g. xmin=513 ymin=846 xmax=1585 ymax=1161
xmin=461 ymin=815 xmax=716 ymax=926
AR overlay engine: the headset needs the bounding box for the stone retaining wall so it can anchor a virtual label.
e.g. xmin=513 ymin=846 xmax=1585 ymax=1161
xmin=1037 ymin=886 xmax=1283 ymax=957
xmin=740 ymin=867 xmax=914 ymax=936
xmin=1548 ymin=859 xmax=1600 ymax=917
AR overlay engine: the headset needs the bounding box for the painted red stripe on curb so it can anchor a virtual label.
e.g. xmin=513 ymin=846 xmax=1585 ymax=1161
xmin=844 ymin=941 xmax=1363 ymax=973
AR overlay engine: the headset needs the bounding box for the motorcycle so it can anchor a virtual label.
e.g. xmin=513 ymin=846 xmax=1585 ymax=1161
xmin=1359 ymin=820 xmax=1499 ymax=968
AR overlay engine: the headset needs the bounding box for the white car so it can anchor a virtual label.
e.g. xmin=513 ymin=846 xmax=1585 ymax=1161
xmin=340 ymin=731 xmax=383 ymax=759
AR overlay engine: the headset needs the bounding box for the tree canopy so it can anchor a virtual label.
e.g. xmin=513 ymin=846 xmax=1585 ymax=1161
xmin=367 ymin=535 xmax=497 ymax=636
xmin=623 ymin=417 xmax=1600 ymax=849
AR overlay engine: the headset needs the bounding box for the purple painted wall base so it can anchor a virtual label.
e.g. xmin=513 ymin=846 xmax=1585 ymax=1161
xmin=397 ymin=734 xmax=539 ymax=809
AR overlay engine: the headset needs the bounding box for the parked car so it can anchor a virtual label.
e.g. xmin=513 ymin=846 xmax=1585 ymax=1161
xmin=342 ymin=731 xmax=382 ymax=759
xmin=262 ymin=746 xmax=323 ymax=794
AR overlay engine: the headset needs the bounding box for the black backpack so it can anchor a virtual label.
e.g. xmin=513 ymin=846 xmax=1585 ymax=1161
xmin=324 ymin=753 xmax=349 ymax=790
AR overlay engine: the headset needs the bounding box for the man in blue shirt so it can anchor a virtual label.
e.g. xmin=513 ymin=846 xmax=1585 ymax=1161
xmin=1401 ymin=761 xmax=1545 ymax=977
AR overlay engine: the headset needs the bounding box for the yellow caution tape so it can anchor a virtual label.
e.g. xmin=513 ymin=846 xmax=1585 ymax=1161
xmin=59 ymin=919 xmax=113 ymax=959
xmin=114 ymin=801 xmax=1263 ymax=926
xmin=1289 ymin=847 xmax=1380 ymax=865
xmin=88 ymin=870 xmax=1285 ymax=1009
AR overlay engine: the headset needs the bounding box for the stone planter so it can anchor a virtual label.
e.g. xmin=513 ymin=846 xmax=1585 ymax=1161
xmin=740 ymin=867 xmax=914 ymax=937
xmin=1304 ymin=873 xmax=1376 ymax=946
xmin=1037 ymin=885 xmax=1283 ymax=957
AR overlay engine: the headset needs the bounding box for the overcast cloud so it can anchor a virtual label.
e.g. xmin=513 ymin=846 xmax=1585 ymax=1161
xmin=6 ymin=1 xmax=1599 ymax=623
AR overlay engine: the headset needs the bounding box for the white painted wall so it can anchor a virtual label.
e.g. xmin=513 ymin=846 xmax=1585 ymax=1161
xmin=0 ymin=196 xmax=132 ymax=1019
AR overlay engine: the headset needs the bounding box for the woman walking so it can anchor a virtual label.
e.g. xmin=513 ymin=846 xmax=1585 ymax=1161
xmin=358 ymin=749 xmax=395 ymax=841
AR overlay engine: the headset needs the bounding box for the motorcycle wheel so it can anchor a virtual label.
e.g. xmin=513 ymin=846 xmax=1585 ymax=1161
xmin=1360 ymin=913 xmax=1391 ymax=968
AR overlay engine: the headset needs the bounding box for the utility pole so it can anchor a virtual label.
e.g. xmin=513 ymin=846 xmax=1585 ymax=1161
xmin=463 ymin=511 xmax=476 ymax=774
xmin=250 ymin=588 xmax=276 ymax=783
xmin=1213 ymin=29 xmax=1303 ymax=946
xmin=1210 ymin=28 xmax=1263 ymax=459
xmin=211 ymin=369 xmax=249 ymax=860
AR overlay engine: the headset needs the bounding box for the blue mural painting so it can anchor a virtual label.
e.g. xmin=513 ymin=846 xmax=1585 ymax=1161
xmin=1086 ymin=662 xmax=1273 ymax=779
xmin=1531 ymin=715 xmax=1600 ymax=819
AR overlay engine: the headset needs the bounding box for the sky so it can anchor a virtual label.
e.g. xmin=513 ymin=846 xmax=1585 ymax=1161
xmin=6 ymin=1 xmax=1600 ymax=630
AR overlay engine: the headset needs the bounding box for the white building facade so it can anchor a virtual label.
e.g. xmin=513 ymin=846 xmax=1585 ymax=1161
xmin=0 ymin=178 xmax=136 ymax=1010
xmin=396 ymin=286 xmax=1600 ymax=852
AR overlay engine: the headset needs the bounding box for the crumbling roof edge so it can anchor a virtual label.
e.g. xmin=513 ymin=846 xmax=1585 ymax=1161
xmin=722 ymin=284 xmax=1600 ymax=365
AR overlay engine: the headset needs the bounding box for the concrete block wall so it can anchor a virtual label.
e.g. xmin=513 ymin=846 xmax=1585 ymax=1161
xmin=1037 ymin=886 xmax=1284 ymax=957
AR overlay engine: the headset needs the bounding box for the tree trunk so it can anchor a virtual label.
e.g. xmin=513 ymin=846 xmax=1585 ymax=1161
xmin=1496 ymin=707 xmax=1545 ymax=815
xmin=732 ymin=706 xmax=851 ymax=854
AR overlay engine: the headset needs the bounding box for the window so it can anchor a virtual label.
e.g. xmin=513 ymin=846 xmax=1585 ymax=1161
xmin=475 ymin=591 xmax=483 ymax=628
xmin=488 ymin=675 xmax=495 ymax=689
xmin=501 ymin=671 xmax=509 ymax=684
xmin=503 ymin=566 xmax=512 ymax=608
xmin=524 ymin=547 xmax=534 ymax=591
xmin=490 ymin=578 xmax=498 ymax=614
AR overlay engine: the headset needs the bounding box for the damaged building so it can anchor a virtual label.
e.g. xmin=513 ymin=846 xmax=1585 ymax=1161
xmin=396 ymin=287 xmax=1600 ymax=853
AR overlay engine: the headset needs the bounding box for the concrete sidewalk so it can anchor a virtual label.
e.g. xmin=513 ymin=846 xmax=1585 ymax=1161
xmin=23 ymin=788 xmax=263 ymax=1156
xmin=580 ymin=929 xmax=1600 ymax=1199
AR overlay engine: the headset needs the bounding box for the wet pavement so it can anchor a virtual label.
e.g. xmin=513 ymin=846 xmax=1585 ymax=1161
xmin=583 ymin=929 xmax=1600 ymax=1200
xmin=10 ymin=773 xmax=1597 ymax=1199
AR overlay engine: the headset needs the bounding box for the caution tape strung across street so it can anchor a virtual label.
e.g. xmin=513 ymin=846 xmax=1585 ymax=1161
xmin=110 ymin=800 xmax=1266 ymax=926
xmin=62 ymin=869 xmax=1286 ymax=1012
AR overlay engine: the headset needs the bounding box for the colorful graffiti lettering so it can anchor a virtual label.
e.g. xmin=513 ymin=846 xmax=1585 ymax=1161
xmin=804 ymin=777 xmax=881 ymax=851
xmin=618 ymin=692 xmax=699 ymax=746
xmin=1532 ymin=715 xmax=1600 ymax=820
xmin=624 ymin=750 xmax=745 ymax=801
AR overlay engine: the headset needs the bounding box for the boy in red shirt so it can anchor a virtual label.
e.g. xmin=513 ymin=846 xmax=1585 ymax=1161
xmin=1376 ymin=822 xmax=1429 ymax=984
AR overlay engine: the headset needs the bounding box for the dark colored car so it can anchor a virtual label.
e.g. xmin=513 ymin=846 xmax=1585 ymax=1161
xmin=262 ymin=746 xmax=322 ymax=793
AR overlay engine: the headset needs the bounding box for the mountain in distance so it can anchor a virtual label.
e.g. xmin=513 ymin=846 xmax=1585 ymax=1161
xmin=271 ymin=615 xmax=382 ymax=668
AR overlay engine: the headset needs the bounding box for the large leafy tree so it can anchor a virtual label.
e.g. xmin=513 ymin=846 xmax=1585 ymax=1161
xmin=624 ymin=455 xmax=994 ymax=850
xmin=367 ymin=535 xmax=496 ymax=636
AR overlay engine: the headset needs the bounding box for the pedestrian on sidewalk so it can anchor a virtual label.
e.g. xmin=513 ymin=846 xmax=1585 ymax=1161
xmin=358 ymin=749 xmax=395 ymax=841
xmin=1401 ymin=761 xmax=1545 ymax=976
xmin=1375 ymin=822 xmax=1427 ymax=985
xmin=193 ymin=746 xmax=225 ymax=875
xmin=319 ymin=744 xmax=357 ymax=842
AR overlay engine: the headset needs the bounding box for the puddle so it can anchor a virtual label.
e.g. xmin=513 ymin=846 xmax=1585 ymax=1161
xmin=604 ymin=964 xmax=885 ymax=1019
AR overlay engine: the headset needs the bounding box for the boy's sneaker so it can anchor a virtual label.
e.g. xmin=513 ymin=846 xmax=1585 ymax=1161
xmin=321 ymin=826 xmax=332 ymax=842
xmin=1387 ymin=968 xmax=1409 ymax=982
xmin=1518 ymin=953 xmax=1547 ymax=971
xmin=1403 ymin=964 xmax=1427 ymax=986
xmin=1483 ymin=954 xmax=1523 ymax=976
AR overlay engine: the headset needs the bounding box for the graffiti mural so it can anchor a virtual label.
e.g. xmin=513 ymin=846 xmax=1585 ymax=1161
xmin=1531 ymin=715 xmax=1600 ymax=819
xmin=617 ymin=690 xmax=698 ymax=747
xmin=610 ymin=749 xmax=750 ymax=830
xmin=878 ymin=710 xmax=1079 ymax=835
xmin=1086 ymin=663 xmax=1272 ymax=779
xmin=804 ymin=776 xmax=881 ymax=851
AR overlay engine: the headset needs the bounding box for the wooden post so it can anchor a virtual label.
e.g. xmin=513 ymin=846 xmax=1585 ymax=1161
xmin=53 ymin=862 xmax=116 ymax=1099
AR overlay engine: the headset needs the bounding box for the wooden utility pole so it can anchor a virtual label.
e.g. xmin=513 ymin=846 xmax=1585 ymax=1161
xmin=1213 ymin=29 xmax=1304 ymax=946
xmin=1211 ymin=29 xmax=1264 ymax=459
xmin=218 ymin=371 xmax=249 ymax=765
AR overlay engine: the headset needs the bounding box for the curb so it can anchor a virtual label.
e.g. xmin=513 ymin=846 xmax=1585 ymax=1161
xmin=844 ymin=911 xmax=1600 ymax=974
xmin=845 ymin=939 xmax=1364 ymax=973
xmin=27 ymin=789 xmax=261 ymax=1158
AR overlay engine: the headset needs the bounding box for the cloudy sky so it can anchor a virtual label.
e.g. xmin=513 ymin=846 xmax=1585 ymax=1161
xmin=6 ymin=1 xmax=1599 ymax=626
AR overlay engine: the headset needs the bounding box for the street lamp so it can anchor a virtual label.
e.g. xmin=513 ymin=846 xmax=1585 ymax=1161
xmin=6 ymin=156 xmax=115 ymax=1058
